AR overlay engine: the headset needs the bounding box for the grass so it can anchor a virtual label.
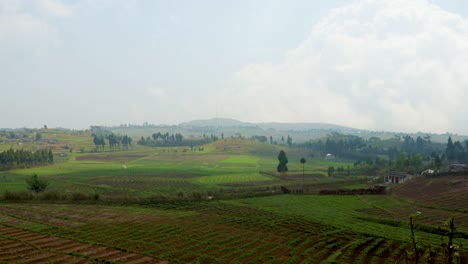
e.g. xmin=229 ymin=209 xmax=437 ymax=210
xmin=2 ymin=139 xmax=354 ymax=199
xmin=1 ymin=133 xmax=467 ymax=263
xmin=226 ymin=195 xmax=461 ymax=244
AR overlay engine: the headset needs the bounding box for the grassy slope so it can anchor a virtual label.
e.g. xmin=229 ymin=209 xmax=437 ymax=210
xmin=1 ymin=131 xmax=467 ymax=263
xmin=1 ymin=137 xmax=356 ymax=197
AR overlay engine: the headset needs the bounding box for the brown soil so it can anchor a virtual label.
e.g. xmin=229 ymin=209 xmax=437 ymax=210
xmin=0 ymin=202 xmax=412 ymax=264
xmin=395 ymin=175 xmax=468 ymax=210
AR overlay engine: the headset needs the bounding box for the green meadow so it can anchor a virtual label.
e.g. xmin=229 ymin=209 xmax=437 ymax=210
xmin=0 ymin=135 xmax=466 ymax=263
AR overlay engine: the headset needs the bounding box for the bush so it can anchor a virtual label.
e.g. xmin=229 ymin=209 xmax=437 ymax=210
xmin=25 ymin=174 xmax=49 ymax=192
xmin=71 ymin=192 xmax=88 ymax=201
xmin=3 ymin=190 xmax=33 ymax=201
xmin=41 ymin=190 xmax=62 ymax=200
xmin=191 ymin=191 xmax=203 ymax=200
xmin=177 ymin=190 xmax=186 ymax=198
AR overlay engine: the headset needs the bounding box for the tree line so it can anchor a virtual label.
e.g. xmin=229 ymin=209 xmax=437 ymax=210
xmin=137 ymin=132 xmax=221 ymax=147
xmin=445 ymin=136 xmax=468 ymax=163
xmin=92 ymin=133 xmax=132 ymax=151
xmin=299 ymin=133 xmax=468 ymax=176
xmin=0 ymin=148 xmax=53 ymax=170
xmin=137 ymin=132 xmax=184 ymax=147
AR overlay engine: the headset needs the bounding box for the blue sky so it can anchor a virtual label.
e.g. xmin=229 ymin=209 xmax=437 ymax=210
xmin=2 ymin=0 xmax=468 ymax=134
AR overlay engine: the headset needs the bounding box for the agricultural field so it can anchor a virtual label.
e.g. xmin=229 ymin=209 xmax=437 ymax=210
xmin=0 ymin=135 xmax=467 ymax=263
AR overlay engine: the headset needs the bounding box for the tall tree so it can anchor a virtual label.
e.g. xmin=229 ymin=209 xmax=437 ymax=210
xmin=300 ymin=157 xmax=306 ymax=190
xmin=446 ymin=137 xmax=455 ymax=162
xmin=277 ymin=150 xmax=288 ymax=176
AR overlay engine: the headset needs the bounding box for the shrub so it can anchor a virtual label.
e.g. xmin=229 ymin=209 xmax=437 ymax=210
xmin=71 ymin=192 xmax=88 ymax=201
xmin=191 ymin=191 xmax=203 ymax=200
xmin=3 ymin=190 xmax=33 ymax=201
xmin=177 ymin=190 xmax=186 ymax=198
xmin=25 ymin=174 xmax=49 ymax=192
xmin=41 ymin=190 xmax=61 ymax=200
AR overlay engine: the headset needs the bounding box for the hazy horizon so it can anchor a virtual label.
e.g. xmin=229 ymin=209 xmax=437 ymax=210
xmin=3 ymin=0 xmax=468 ymax=134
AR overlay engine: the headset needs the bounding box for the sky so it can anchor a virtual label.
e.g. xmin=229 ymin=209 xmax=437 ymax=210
xmin=2 ymin=0 xmax=468 ymax=134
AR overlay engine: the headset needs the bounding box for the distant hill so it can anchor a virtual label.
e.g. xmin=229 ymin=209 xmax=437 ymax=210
xmin=256 ymin=122 xmax=361 ymax=133
xmin=180 ymin=118 xmax=256 ymax=128
xmin=180 ymin=118 xmax=361 ymax=132
xmin=176 ymin=118 xmax=468 ymax=143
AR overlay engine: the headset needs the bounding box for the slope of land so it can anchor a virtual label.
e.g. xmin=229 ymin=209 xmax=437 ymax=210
xmin=0 ymin=132 xmax=467 ymax=263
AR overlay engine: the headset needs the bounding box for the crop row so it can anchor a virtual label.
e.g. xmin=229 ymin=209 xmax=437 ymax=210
xmin=0 ymin=225 xmax=161 ymax=263
xmin=0 ymin=202 xmax=417 ymax=264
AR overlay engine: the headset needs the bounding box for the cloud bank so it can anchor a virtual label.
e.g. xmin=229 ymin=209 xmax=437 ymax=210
xmin=226 ymin=0 xmax=468 ymax=134
xmin=0 ymin=0 xmax=73 ymax=57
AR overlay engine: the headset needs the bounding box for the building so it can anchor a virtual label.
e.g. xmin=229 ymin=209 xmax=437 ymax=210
xmin=384 ymin=171 xmax=410 ymax=184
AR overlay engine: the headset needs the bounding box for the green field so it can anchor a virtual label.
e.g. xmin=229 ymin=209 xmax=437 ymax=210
xmin=0 ymin=135 xmax=467 ymax=263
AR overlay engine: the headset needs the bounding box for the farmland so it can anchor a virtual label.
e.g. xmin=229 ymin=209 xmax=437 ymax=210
xmin=0 ymin=133 xmax=467 ymax=263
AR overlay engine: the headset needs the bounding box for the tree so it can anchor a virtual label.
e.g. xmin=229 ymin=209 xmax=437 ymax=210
xmin=35 ymin=132 xmax=42 ymax=141
xmin=434 ymin=154 xmax=442 ymax=170
xmin=453 ymin=141 xmax=466 ymax=163
xmin=446 ymin=137 xmax=455 ymax=162
xmin=300 ymin=157 xmax=306 ymax=191
xmin=327 ymin=166 xmax=334 ymax=177
xmin=287 ymin=135 xmax=292 ymax=146
xmin=277 ymin=150 xmax=288 ymax=175
xmin=48 ymin=148 xmax=54 ymax=164
xmin=25 ymin=174 xmax=49 ymax=192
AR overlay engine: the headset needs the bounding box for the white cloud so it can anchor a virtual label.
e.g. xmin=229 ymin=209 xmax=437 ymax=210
xmin=33 ymin=0 xmax=73 ymax=18
xmin=0 ymin=0 xmax=72 ymax=57
xmin=147 ymin=88 xmax=170 ymax=102
xmin=227 ymin=0 xmax=468 ymax=133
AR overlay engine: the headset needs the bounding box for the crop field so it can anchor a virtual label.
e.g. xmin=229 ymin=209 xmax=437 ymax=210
xmin=0 ymin=139 xmax=358 ymax=199
xmin=0 ymin=201 xmax=410 ymax=264
xmin=1 ymin=194 xmax=464 ymax=264
xmin=1 ymin=137 xmax=467 ymax=263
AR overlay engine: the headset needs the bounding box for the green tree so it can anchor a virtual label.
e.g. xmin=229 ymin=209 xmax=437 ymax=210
xmin=327 ymin=166 xmax=334 ymax=177
xmin=434 ymin=154 xmax=442 ymax=170
xmin=25 ymin=174 xmax=49 ymax=192
xmin=277 ymin=150 xmax=288 ymax=175
xmin=453 ymin=141 xmax=466 ymax=163
xmin=35 ymin=132 xmax=42 ymax=141
xmin=446 ymin=136 xmax=455 ymax=162
xmin=300 ymin=157 xmax=306 ymax=191
xmin=48 ymin=148 xmax=54 ymax=164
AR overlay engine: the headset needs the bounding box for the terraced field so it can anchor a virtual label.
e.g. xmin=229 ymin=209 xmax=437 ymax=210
xmin=394 ymin=174 xmax=468 ymax=211
xmin=0 ymin=225 xmax=164 ymax=263
xmin=0 ymin=201 xmax=412 ymax=264
xmin=1 ymin=138 xmax=467 ymax=263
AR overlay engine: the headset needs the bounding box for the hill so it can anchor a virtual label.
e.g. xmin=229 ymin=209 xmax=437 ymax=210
xmin=180 ymin=118 xmax=361 ymax=132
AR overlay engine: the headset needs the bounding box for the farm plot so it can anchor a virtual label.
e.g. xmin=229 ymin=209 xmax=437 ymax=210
xmin=0 ymin=201 xmax=413 ymax=264
xmin=192 ymin=172 xmax=277 ymax=187
xmin=227 ymin=195 xmax=468 ymax=246
xmin=357 ymin=202 xmax=468 ymax=232
xmin=0 ymin=225 xmax=165 ymax=264
xmin=88 ymin=174 xmax=202 ymax=196
xmin=395 ymin=175 xmax=468 ymax=211
xmin=76 ymin=153 xmax=147 ymax=162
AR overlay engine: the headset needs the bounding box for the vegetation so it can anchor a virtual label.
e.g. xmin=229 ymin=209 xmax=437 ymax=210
xmin=0 ymin=148 xmax=53 ymax=170
xmin=25 ymin=174 xmax=49 ymax=192
xmin=0 ymin=126 xmax=467 ymax=263
xmin=277 ymin=150 xmax=288 ymax=175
